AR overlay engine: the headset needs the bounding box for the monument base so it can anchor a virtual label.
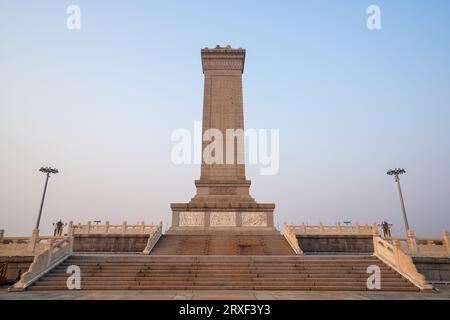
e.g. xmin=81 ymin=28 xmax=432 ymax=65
xmin=167 ymin=203 xmax=278 ymax=235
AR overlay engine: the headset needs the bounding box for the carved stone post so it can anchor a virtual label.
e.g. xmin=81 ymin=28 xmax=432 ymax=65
xmin=443 ymin=231 xmax=450 ymax=255
xmin=27 ymin=228 xmax=39 ymax=252
xmin=300 ymin=222 xmax=306 ymax=233
xmin=407 ymin=229 xmax=418 ymax=254
xmin=319 ymin=222 xmax=324 ymax=234
xmin=67 ymin=221 xmax=73 ymax=235
xmin=67 ymin=223 xmax=74 ymax=236
xmin=336 ymin=222 xmax=342 ymax=234
xmin=372 ymin=227 xmax=380 ymax=255
xmin=393 ymin=240 xmax=401 ymax=269
xmin=47 ymin=242 xmax=54 ymax=266
xmin=87 ymin=221 xmax=92 ymax=234
xmin=355 ymin=222 xmax=360 ymax=234
xmin=372 ymin=223 xmax=379 ymax=236
xmin=68 ymin=235 xmax=74 ymax=253
xmin=105 ymin=221 xmax=110 ymax=233
xmin=122 ymin=221 xmax=127 ymax=234
xmin=0 ymin=229 xmax=4 ymax=242
xmin=141 ymin=221 xmax=145 ymax=233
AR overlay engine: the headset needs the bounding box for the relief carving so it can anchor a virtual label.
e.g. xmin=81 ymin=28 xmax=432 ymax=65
xmin=179 ymin=212 xmax=205 ymax=227
xmin=210 ymin=187 xmax=236 ymax=195
xmin=210 ymin=212 xmax=236 ymax=227
xmin=241 ymin=212 xmax=267 ymax=227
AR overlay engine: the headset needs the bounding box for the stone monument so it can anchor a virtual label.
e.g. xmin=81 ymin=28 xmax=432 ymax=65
xmin=168 ymin=46 xmax=276 ymax=235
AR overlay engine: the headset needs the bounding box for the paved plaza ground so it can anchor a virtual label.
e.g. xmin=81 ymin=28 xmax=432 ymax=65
xmin=1 ymin=285 xmax=449 ymax=300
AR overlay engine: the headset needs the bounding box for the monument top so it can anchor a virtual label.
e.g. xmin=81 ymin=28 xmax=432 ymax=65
xmin=201 ymin=45 xmax=246 ymax=73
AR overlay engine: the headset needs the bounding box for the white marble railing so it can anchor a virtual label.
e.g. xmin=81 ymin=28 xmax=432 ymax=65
xmin=383 ymin=230 xmax=450 ymax=257
xmin=0 ymin=229 xmax=66 ymax=256
xmin=282 ymin=223 xmax=302 ymax=255
xmin=143 ymin=222 xmax=163 ymax=254
xmin=291 ymin=222 xmax=375 ymax=235
xmin=373 ymin=233 xmax=432 ymax=291
xmin=10 ymin=236 xmax=73 ymax=291
xmin=69 ymin=221 xmax=161 ymax=235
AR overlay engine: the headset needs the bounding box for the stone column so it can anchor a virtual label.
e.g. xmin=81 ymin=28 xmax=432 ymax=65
xmin=199 ymin=46 xmax=246 ymax=182
xmin=0 ymin=229 xmax=4 ymax=241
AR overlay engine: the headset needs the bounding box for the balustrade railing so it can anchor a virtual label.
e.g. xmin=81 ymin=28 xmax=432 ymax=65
xmin=282 ymin=223 xmax=302 ymax=255
xmin=0 ymin=231 xmax=66 ymax=255
xmin=373 ymin=232 xmax=433 ymax=291
xmin=290 ymin=222 xmax=375 ymax=235
xmin=383 ymin=230 xmax=450 ymax=257
xmin=10 ymin=236 xmax=73 ymax=291
xmin=69 ymin=221 xmax=161 ymax=235
xmin=143 ymin=222 xmax=163 ymax=254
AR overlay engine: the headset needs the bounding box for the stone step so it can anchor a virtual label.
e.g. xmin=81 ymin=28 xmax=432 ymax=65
xmin=64 ymin=256 xmax=379 ymax=260
xmin=29 ymin=285 xmax=419 ymax=292
xmin=28 ymin=254 xmax=418 ymax=292
xmin=42 ymin=273 xmax=405 ymax=280
xmin=33 ymin=280 xmax=411 ymax=288
xmin=50 ymin=266 xmax=395 ymax=272
xmin=59 ymin=260 xmax=382 ymax=265
xmin=49 ymin=266 xmax=398 ymax=272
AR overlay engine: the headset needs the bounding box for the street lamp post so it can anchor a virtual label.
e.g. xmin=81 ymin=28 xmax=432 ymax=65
xmin=387 ymin=168 xmax=410 ymax=235
xmin=35 ymin=166 xmax=59 ymax=230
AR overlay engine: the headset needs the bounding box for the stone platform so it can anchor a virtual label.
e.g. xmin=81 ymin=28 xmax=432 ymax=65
xmin=150 ymin=235 xmax=295 ymax=255
xmin=169 ymin=202 xmax=276 ymax=235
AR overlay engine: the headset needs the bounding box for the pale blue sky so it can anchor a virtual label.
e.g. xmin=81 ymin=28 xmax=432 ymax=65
xmin=1 ymin=1 xmax=449 ymax=236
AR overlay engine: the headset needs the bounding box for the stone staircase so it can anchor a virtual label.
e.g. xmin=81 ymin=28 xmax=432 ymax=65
xmin=28 ymin=254 xmax=419 ymax=291
xmin=150 ymin=235 xmax=295 ymax=255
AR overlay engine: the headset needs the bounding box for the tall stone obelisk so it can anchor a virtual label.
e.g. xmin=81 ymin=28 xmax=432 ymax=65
xmin=169 ymin=46 xmax=276 ymax=235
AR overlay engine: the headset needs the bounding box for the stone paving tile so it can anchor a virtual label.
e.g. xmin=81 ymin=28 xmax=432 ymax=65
xmin=191 ymin=292 xmax=257 ymax=300
xmin=258 ymin=291 xmax=367 ymax=300
xmin=172 ymin=293 xmax=193 ymax=300
xmin=74 ymin=291 xmax=177 ymax=300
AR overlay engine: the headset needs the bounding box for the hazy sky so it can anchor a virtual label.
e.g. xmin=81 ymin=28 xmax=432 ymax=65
xmin=1 ymin=1 xmax=449 ymax=237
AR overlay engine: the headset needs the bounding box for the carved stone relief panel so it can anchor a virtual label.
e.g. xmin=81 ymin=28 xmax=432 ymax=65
xmin=179 ymin=212 xmax=205 ymax=227
xmin=241 ymin=212 xmax=267 ymax=227
xmin=210 ymin=212 xmax=236 ymax=227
